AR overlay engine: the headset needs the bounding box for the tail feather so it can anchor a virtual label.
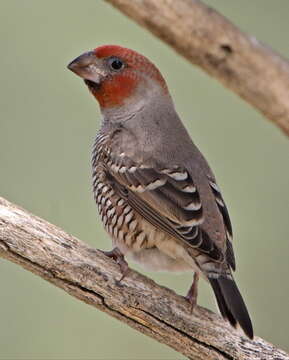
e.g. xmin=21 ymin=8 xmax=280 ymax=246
xmin=209 ymin=276 xmax=253 ymax=339
xmin=209 ymin=277 xmax=237 ymax=327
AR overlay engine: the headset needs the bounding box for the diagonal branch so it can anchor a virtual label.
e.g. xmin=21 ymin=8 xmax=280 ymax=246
xmin=105 ymin=0 xmax=289 ymax=137
xmin=0 ymin=196 xmax=288 ymax=360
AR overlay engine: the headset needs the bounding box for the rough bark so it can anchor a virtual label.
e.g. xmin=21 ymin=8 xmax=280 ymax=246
xmin=0 ymin=196 xmax=288 ymax=359
xmin=105 ymin=0 xmax=289 ymax=137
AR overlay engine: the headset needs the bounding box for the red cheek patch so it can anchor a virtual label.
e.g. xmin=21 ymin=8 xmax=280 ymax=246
xmin=93 ymin=71 xmax=139 ymax=108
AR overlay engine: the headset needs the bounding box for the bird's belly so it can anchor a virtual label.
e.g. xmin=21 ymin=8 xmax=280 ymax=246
xmin=94 ymin=176 xmax=198 ymax=273
xmin=128 ymin=247 xmax=194 ymax=272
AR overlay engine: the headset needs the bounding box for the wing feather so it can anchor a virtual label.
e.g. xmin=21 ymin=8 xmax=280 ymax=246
xmin=106 ymin=155 xmax=224 ymax=262
xmin=208 ymin=177 xmax=235 ymax=270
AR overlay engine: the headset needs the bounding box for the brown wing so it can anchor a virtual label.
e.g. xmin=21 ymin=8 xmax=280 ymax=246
xmin=208 ymin=177 xmax=235 ymax=270
xmin=105 ymin=153 xmax=224 ymax=263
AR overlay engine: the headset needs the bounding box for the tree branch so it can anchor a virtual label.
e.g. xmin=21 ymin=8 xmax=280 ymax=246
xmin=0 ymin=196 xmax=288 ymax=359
xmin=105 ymin=0 xmax=289 ymax=137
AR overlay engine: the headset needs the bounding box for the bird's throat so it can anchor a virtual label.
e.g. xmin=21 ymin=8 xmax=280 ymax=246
xmin=84 ymin=79 xmax=101 ymax=91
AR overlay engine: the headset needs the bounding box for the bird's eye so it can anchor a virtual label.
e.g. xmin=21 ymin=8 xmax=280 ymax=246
xmin=108 ymin=57 xmax=124 ymax=71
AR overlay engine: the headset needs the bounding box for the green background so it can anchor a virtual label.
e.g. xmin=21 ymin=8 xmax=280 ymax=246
xmin=0 ymin=0 xmax=288 ymax=358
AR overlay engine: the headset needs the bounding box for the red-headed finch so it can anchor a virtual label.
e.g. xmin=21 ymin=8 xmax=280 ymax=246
xmin=68 ymin=45 xmax=253 ymax=339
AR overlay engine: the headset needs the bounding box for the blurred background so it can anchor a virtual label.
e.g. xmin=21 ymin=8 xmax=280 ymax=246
xmin=0 ymin=0 xmax=288 ymax=359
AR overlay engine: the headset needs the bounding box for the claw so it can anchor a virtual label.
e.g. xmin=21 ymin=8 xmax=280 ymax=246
xmin=101 ymin=247 xmax=130 ymax=282
xmin=185 ymin=272 xmax=199 ymax=313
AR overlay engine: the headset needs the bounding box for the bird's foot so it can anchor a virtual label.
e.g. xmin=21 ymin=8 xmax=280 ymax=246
xmin=101 ymin=247 xmax=129 ymax=282
xmin=184 ymin=272 xmax=199 ymax=313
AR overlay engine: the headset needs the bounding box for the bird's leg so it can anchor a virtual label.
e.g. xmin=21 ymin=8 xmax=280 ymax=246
xmin=101 ymin=247 xmax=129 ymax=282
xmin=185 ymin=272 xmax=200 ymax=312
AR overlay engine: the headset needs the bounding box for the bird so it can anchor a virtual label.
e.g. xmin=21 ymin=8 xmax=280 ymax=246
xmin=68 ymin=45 xmax=253 ymax=339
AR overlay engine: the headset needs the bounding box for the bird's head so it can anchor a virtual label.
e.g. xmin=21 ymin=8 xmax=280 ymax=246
xmin=68 ymin=45 xmax=169 ymax=110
